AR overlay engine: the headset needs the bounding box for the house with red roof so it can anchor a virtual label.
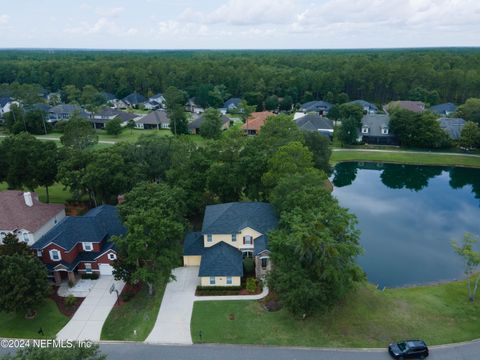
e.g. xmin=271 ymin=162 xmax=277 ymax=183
xmin=0 ymin=191 xmax=65 ymax=246
xmin=242 ymin=111 xmax=275 ymax=135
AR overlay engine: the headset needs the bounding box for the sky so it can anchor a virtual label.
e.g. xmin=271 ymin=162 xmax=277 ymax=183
xmin=0 ymin=0 xmax=479 ymax=49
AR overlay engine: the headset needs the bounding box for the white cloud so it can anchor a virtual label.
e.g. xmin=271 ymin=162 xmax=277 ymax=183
xmin=66 ymin=17 xmax=119 ymax=36
xmin=95 ymin=7 xmax=125 ymax=18
xmin=0 ymin=14 xmax=9 ymax=25
xmin=180 ymin=0 xmax=298 ymax=26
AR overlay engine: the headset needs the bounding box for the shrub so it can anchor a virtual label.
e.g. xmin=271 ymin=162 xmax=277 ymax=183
xmin=64 ymin=294 xmax=77 ymax=307
xmin=68 ymin=280 xmax=75 ymax=288
xmin=246 ymin=278 xmax=257 ymax=294
xmin=121 ymin=291 xmax=135 ymax=302
xmin=81 ymin=273 xmax=99 ymax=280
xmin=243 ymin=258 xmax=255 ymax=275
xmin=53 ymin=120 xmax=68 ymax=133
xmin=195 ymin=286 xmax=242 ymax=296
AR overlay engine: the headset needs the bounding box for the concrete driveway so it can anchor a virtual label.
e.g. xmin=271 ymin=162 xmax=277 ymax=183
xmin=145 ymin=267 xmax=199 ymax=345
xmin=56 ymin=275 xmax=124 ymax=341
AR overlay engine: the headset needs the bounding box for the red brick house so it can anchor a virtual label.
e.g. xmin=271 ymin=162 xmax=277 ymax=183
xmin=31 ymin=205 xmax=126 ymax=284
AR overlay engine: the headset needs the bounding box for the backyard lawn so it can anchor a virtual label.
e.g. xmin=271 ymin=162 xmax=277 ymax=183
xmin=191 ymin=280 xmax=480 ymax=347
xmin=0 ymin=299 xmax=69 ymax=339
xmin=0 ymin=182 xmax=72 ymax=204
xmin=331 ymin=149 xmax=480 ymax=168
xmin=101 ymin=281 xmax=167 ymax=341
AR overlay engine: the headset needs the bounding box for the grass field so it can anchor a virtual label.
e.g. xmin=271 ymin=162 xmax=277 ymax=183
xmin=191 ymin=280 xmax=480 ymax=348
xmin=0 ymin=299 xmax=69 ymax=339
xmin=331 ymin=149 xmax=480 ymax=168
xmin=101 ymin=281 xmax=167 ymax=341
xmin=0 ymin=182 xmax=72 ymax=204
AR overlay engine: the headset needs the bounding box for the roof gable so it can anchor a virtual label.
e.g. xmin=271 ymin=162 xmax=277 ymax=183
xmin=199 ymin=242 xmax=243 ymax=277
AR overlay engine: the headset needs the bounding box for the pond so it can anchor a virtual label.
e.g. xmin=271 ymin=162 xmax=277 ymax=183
xmin=332 ymin=162 xmax=480 ymax=288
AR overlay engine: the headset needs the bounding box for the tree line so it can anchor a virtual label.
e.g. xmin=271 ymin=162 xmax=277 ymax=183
xmin=1 ymin=49 xmax=480 ymax=110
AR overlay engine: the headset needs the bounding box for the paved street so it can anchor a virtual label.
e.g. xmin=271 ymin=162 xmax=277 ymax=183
xmin=99 ymin=341 xmax=480 ymax=360
xmin=145 ymin=267 xmax=199 ymax=344
xmin=56 ymin=276 xmax=124 ymax=341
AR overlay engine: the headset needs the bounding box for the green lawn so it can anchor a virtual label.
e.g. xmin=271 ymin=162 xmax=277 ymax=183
xmin=191 ymin=280 xmax=480 ymax=347
xmin=0 ymin=182 xmax=72 ymax=204
xmin=101 ymin=281 xmax=167 ymax=341
xmin=331 ymin=149 xmax=480 ymax=168
xmin=0 ymin=299 xmax=69 ymax=339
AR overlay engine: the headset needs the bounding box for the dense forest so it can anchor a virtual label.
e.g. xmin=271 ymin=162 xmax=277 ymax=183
xmin=1 ymin=48 xmax=480 ymax=107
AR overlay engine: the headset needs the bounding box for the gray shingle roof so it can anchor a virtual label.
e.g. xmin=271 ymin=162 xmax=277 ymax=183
xmin=347 ymin=100 xmax=378 ymax=111
xmin=137 ymin=110 xmax=169 ymax=125
xmin=183 ymin=232 xmax=205 ymax=256
xmin=223 ymin=98 xmax=242 ymax=109
xmin=295 ymin=114 xmax=333 ymax=132
xmin=361 ymin=114 xmax=393 ymax=137
xmin=202 ymin=202 xmax=278 ymax=235
xmin=198 ymin=242 xmax=243 ymax=277
xmin=188 ymin=113 xmax=231 ymax=130
xmin=437 ymin=117 xmax=465 ymax=140
xmin=299 ymin=100 xmax=333 ymax=112
xmin=254 ymin=234 xmax=269 ymax=256
xmin=32 ymin=205 xmax=126 ymax=251
xmin=0 ymin=97 xmax=13 ymax=107
xmin=93 ymin=108 xmax=137 ymax=123
xmin=430 ymin=103 xmax=457 ymax=115
xmin=123 ymin=92 xmax=147 ymax=105
xmin=101 ymin=92 xmax=117 ymax=102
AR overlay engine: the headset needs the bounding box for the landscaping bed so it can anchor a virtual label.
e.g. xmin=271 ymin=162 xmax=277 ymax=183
xmin=50 ymin=289 xmax=85 ymax=317
xmin=195 ymin=278 xmax=263 ymax=296
xmin=191 ymin=280 xmax=480 ymax=347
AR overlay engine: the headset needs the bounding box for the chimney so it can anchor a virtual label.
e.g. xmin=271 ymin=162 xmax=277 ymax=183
xmin=23 ymin=192 xmax=33 ymax=207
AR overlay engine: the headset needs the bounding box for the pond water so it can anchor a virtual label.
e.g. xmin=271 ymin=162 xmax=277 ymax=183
xmin=332 ymin=162 xmax=480 ymax=288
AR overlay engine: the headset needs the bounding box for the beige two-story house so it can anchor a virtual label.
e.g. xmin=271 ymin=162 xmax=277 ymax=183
xmin=183 ymin=202 xmax=278 ymax=286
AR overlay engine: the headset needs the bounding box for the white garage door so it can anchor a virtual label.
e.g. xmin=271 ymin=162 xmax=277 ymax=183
xmin=99 ymin=263 xmax=113 ymax=275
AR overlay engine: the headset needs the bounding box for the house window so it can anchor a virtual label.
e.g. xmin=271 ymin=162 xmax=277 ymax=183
xmin=226 ymin=276 xmax=233 ymax=285
xmin=232 ymin=233 xmax=237 ymax=242
xmin=261 ymin=258 xmax=268 ymax=269
xmin=22 ymin=233 xmax=29 ymax=242
xmin=82 ymin=242 xmax=93 ymax=251
xmin=242 ymin=250 xmax=253 ymax=258
xmin=85 ymin=263 xmax=92 ymax=274
xmin=209 ymin=277 xmax=216 ymax=285
xmin=36 ymin=250 xmax=42 ymax=257
xmin=49 ymin=249 xmax=61 ymax=261
xmin=243 ymin=235 xmax=253 ymax=246
xmin=207 ymin=234 xmax=213 ymax=242
xmin=108 ymin=253 xmax=117 ymax=261
xmin=381 ymin=127 xmax=389 ymax=135
xmin=361 ymin=127 xmax=369 ymax=134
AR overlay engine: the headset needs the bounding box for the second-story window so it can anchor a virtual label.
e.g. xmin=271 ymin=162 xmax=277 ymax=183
xmin=232 ymin=233 xmax=237 ymax=242
xmin=22 ymin=233 xmax=29 ymax=242
xmin=82 ymin=242 xmax=93 ymax=251
xmin=362 ymin=127 xmax=369 ymax=134
xmin=50 ymin=249 xmax=61 ymax=261
xmin=207 ymin=234 xmax=213 ymax=242
xmin=243 ymin=235 xmax=253 ymax=246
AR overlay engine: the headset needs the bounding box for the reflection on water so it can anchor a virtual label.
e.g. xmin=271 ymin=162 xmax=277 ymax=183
xmin=332 ymin=162 xmax=480 ymax=287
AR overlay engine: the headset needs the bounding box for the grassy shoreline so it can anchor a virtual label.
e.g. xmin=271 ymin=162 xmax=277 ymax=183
xmin=191 ymin=279 xmax=480 ymax=348
xmin=331 ymin=149 xmax=480 ymax=168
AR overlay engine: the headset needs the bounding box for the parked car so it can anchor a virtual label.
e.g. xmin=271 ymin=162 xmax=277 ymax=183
xmin=388 ymin=340 xmax=429 ymax=359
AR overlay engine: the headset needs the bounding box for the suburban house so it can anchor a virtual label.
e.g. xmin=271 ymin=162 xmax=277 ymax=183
xmin=100 ymin=92 xmax=117 ymax=104
xmin=47 ymin=104 xmax=89 ymax=123
xmin=0 ymin=191 xmax=65 ymax=246
xmin=149 ymin=93 xmax=166 ymax=107
xmin=437 ymin=117 xmax=465 ymax=140
xmin=242 ymin=111 xmax=275 ymax=135
xmin=0 ymin=97 xmax=19 ymax=117
xmin=122 ymin=92 xmax=147 ymax=108
xmin=31 ymin=205 xmax=126 ymax=284
xmin=295 ymin=113 xmax=334 ymax=138
xmin=299 ymin=100 xmax=332 ymax=115
xmin=384 ymin=100 xmax=425 ymax=113
xmin=430 ymin=103 xmax=457 ymax=116
xmin=135 ymin=109 xmax=170 ymax=129
xmin=185 ymin=98 xmax=205 ymax=114
xmin=144 ymin=100 xmax=161 ymax=110
xmin=90 ymin=108 xmax=137 ymax=129
xmin=360 ymin=114 xmax=398 ymax=145
xmin=223 ymin=98 xmax=242 ymax=112
xmin=183 ymin=202 xmax=278 ymax=286
xmin=188 ymin=113 xmax=232 ymax=134
xmin=347 ymin=100 xmax=378 ymax=114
